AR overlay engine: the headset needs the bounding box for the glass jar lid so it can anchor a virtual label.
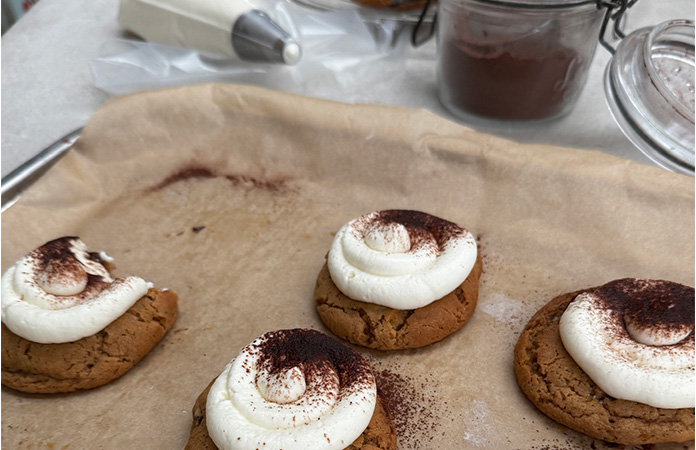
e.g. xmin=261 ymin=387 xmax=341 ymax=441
xmin=604 ymin=19 xmax=695 ymax=175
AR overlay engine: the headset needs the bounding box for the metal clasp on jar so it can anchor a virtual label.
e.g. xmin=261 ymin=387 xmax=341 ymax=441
xmin=407 ymin=0 xmax=638 ymax=49
xmin=597 ymin=0 xmax=638 ymax=53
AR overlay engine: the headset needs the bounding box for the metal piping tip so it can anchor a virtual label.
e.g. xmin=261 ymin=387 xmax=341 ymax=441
xmin=282 ymin=40 xmax=302 ymax=65
xmin=232 ymin=10 xmax=302 ymax=65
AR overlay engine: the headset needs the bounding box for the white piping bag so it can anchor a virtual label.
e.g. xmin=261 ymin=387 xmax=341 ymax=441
xmin=118 ymin=0 xmax=302 ymax=64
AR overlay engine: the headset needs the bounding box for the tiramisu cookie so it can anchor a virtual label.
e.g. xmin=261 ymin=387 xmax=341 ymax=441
xmin=1 ymin=237 xmax=178 ymax=394
xmin=315 ymin=210 xmax=481 ymax=350
xmin=185 ymin=329 xmax=397 ymax=450
xmin=514 ymin=279 xmax=695 ymax=445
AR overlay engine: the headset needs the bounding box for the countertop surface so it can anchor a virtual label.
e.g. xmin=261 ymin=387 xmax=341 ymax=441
xmin=1 ymin=0 xmax=694 ymax=179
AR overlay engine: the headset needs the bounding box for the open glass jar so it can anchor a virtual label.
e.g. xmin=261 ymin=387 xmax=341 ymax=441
xmin=436 ymin=0 xmax=604 ymax=121
xmin=604 ymin=19 xmax=695 ymax=175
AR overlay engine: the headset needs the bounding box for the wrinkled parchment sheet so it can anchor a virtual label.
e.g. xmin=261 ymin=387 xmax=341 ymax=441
xmin=2 ymin=83 xmax=694 ymax=450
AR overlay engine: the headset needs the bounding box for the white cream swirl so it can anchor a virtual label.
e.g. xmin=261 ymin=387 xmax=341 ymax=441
xmin=560 ymin=279 xmax=695 ymax=409
xmin=206 ymin=329 xmax=377 ymax=450
xmin=1 ymin=237 xmax=151 ymax=344
xmin=328 ymin=210 xmax=477 ymax=309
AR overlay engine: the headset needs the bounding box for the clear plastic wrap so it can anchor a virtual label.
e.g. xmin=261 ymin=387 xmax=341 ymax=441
xmin=91 ymin=1 xmax=403 ymax=95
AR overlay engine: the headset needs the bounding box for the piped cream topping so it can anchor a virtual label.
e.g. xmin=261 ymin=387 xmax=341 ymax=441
xmin=206 ymin=329 xmax=377 ymax=450
xmin=328 ymin=210 xmax=477 ymax=310
xmin=1 ymin=237 xmax=151 ymax=343
xmin=559 ymin=278 xmax=695 ymax=409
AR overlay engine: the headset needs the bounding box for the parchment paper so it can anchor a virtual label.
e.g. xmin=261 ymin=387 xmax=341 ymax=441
xmin=1 ymin=83 xmax=694 ymax=450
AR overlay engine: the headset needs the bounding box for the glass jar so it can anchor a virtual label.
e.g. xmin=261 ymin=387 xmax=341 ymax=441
xmin=604 ymin=19 xmax=695 ymax=175
xmin=437 ymin=0 xmax=604 ymax=121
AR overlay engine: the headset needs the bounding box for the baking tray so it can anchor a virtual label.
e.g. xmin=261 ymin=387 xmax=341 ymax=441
xmin=1 ymin=83 xmax=693 ymax=450
xmin=1 ymin=128 xmax=81 ymax=213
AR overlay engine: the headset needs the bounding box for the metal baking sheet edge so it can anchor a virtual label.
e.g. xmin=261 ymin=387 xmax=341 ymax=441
xmin=1 ymin=128 xmax=82 ymax=213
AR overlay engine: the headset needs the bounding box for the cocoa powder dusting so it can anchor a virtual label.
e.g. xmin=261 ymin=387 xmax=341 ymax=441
xmin=371 ymin=210 xmax=465 ymax=251
xmin=28 ymin=237 xmax=112 ymax=302
xmin=476 ymin=234 xmax=486 ymax=275
xmin=370 ymin=361 xmax=449 ymax=448
xmin=595 ymin=279 xmax=694 ymax=335
xmin=35 ymin=237 xmax=80 ymax=267
xmin=252 ymin=329 xmax=372 ymax=392
xmin=35 ymin=238 xmax=107 ymax=286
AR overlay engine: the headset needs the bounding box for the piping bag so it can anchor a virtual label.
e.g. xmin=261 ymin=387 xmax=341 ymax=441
xmin=118 ymin=0 xmax=302 ymax=65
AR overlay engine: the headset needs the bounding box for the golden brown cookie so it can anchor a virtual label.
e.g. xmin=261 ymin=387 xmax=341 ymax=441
xmin=315 ymin=253 xmax=482 ymax=350
xmin=513 ymin=289 xmax=695 ymax=445
xmin=2 ymin=288 xmax=178 ymax=394
xmin=185 ymin=380 xmax=397 ymax=450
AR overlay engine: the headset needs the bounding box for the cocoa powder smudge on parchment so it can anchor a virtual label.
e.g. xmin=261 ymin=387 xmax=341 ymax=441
xmin=149 ymin=165 xmax=295 ymax=194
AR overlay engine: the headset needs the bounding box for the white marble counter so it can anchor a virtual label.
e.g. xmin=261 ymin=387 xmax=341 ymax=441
xmin=1 ymin=0 xmax=693 ymax=178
